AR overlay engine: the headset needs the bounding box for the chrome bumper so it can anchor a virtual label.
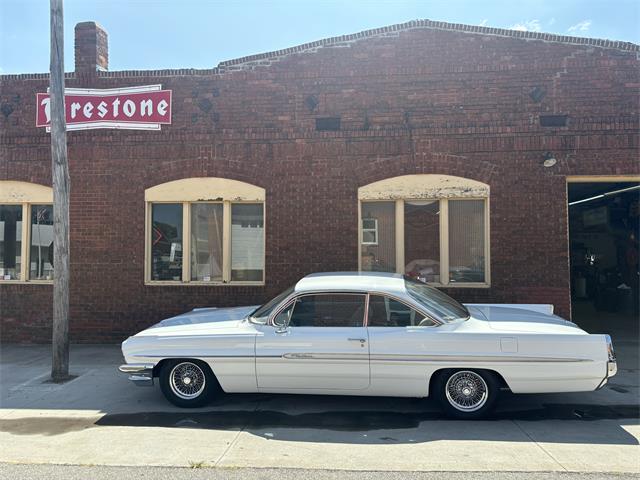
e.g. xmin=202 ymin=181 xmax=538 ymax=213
xmin=118 ymin=363 xmax=154 ymax=386
xmin=596 ymin=361 xmax=618 ymax=390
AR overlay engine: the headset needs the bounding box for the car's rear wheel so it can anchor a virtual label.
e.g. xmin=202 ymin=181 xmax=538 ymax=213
xmin=433 ymin=369 xmax=499 ymax=419
xmin=159 ymin=359 xmax=219 ymax=408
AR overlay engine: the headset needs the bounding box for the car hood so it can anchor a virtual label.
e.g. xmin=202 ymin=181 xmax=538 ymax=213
xmin=466 ymin=305 xmax=585 ymax=334
xmin=148 ymin=305 xmax=259 ymax=329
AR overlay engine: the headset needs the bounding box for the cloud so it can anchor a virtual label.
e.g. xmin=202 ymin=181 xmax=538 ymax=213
xmin=567 ymin=20 xmax=592 ymax=34
xmin=478 ymin=19 xmax=488 ymax=27
xmin=548 ymin=17 xmax=556 ymax=26
xmin=509 ymin=20 xmax=542 ymax=32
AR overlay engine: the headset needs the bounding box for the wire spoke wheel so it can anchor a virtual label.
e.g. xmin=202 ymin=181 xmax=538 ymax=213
xmin=445 ymin=370 xmax=488 ymax=412
xmin=169 ymin=362 xmax=206 ymax=400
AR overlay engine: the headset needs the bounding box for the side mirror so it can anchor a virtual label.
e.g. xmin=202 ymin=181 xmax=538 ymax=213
xmin=275 ymin=324 xmax=289 ymax=334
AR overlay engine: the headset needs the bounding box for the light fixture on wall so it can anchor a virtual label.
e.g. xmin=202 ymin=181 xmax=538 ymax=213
xmin=542 ymin=152 xmax=557 ymax=168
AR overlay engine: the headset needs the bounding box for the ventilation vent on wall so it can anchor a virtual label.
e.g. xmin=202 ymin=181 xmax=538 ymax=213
xmin=305 ymin=95 xmax=319 ymax=112
xmin=315 ymin=117 xmax=341 ymax=131
xmin=539 ymin=114 xmax=568 ymax=127
xmin=529 ymin=86 xmax=547 ymax=103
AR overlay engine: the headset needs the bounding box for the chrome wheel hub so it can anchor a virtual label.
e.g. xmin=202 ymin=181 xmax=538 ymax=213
xmin=445 ymin=371 xmax=488 ymax=412
xmin=169 ymin=362 xmax=206 ymax=400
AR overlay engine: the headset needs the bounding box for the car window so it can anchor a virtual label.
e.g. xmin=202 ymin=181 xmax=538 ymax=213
xmin=273 ymin=302 xmax=294 ymax=327
xmin=404 ymin=277 xmax=469 ymax=323
xmin=250 ymin=285 xmax=295 ymax=324
xmin=367 ymin=294 xmax=437 ymax=327
xmin=288 ymin=294 xmax=366 ymax=327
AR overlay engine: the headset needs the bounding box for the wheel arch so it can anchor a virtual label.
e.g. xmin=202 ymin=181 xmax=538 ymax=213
xmin=152 ymin=357 xmax=219 ymax=384
xmin=427 ymin=367 xmax=510 ymax=396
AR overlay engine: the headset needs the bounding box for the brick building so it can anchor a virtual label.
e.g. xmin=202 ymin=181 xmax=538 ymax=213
xmin=1 ymin=19 xmax=638 ymax=343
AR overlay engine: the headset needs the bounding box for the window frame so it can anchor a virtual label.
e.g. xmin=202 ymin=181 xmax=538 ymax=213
xmin=0 ymin=202 xmax=54 ymax=284
xmin=361 ymin=217 xmax=379 ymax=245
xmin=268 ymin=291 xmax=440 ymax=328
xmin=270 ymin=292 xmax=369 ymax=328
xmin=0 ymin=182 xmax=54 ymax=284
xmin=145 ymin=200 xmax=265 ymax=286
xmin=358 ymin=196 xmax=490 ymax=288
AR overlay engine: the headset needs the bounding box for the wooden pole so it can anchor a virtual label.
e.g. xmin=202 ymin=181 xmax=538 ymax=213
xmin=50 ymin=0 xmax=71 ymax=381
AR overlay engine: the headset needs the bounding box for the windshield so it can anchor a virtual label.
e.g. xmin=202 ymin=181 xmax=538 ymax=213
xmin=249 ymin=285 xmax=295 ymax=324
xmin=404 ymin=277 xmax=469 ymax=323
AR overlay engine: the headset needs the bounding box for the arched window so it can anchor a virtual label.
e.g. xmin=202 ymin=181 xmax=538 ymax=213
xmin=358 ymin=174 xmax=490 ymax=287
xmin=145 ymin=178 xmax=265 ymax=285
xmin=0 ymin=181 xmax=54 ymax=282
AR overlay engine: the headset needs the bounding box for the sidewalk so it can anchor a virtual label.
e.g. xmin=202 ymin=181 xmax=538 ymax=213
xmin=0 ymin=338 xmax=638 ymax=473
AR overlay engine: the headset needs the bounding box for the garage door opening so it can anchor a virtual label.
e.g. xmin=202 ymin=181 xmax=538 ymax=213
xmin=568 ymin=181 xmax=639 ymax=335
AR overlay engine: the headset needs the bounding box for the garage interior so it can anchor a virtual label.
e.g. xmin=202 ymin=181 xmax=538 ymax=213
xmin=568 ymin=181 xmax=640 ymax=336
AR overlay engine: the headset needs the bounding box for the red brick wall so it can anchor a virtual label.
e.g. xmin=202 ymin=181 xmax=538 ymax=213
xmin=1 ymin=24 xmax=638 ymax=342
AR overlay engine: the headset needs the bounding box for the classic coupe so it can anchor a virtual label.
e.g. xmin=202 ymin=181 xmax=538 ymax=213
xmin=119 ymin=272 xmax=617 ymax=418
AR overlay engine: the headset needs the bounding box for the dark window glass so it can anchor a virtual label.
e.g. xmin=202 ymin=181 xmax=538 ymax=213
xmin=151 ymin=204 xmax=183 ymax=281
xmin=0 ymin=205 xmax=22 ymax=280
xmin=231 ymin=204 xmax=264 ymax=282
xmin=449 ymin=200 xmax=486 ymax=283
xmin=404 ymin=200 xmax=440 ymax=283
xmin=190 ymin=203 xmax=223 ymax=282
xmin=289 ymin=294 xmax=366 ymax=327
xmin=30 ymin=205 xmax=54 ymax=280
xmin=404 ymin=277 xmax=469 ymax=323
xmin=367 ymin=294 xmax=435 ymax=327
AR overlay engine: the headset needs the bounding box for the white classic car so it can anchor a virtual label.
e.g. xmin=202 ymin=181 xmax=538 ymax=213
xmin=119 ymin=272 xmax=617 ymax=418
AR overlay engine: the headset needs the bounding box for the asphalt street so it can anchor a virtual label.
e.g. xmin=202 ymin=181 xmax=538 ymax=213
xmin=0 ymin=464 xmax=637 ymax=480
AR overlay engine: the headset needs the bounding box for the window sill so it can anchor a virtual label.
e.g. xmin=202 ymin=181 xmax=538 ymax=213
xmin=145 ymin=281 xmax=265 ymax=287
xmin=0 ymin=280 xmax=53 ymax=285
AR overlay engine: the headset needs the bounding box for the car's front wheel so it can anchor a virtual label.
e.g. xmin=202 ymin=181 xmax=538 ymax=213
xmin=159 ymin=359 xmax=219 ymax=408
xmin=433 ymin=369 xmax=499 ymax=419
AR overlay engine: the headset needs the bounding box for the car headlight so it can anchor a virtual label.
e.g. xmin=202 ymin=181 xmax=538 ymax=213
xmin=605 ymin=335 xmax=616 ymax=362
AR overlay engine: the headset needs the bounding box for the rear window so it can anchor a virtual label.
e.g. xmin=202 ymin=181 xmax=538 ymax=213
xmin=404 ymin=277 xmax=469 ymax=323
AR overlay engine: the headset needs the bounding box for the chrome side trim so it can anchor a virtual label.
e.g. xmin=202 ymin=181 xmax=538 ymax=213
xmin=130 ymin=354 xmax=592 ymax=363
xmin=370 ymin=354 xmax=592 ymax=363
xmin=132 ymin=354 xmax=280 ymax=359
xmin=280 ymin=353 xmax=591 ymax=363
xmin=282 ymin=352 xmax=368 ymax=360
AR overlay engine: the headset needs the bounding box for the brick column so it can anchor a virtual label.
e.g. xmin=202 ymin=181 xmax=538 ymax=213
xmin=74 ymin=22 xmax=108 ymax=84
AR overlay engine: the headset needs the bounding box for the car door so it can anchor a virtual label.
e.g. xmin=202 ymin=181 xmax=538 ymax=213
xmin=255 ymin=292 xmax=370 ymax=391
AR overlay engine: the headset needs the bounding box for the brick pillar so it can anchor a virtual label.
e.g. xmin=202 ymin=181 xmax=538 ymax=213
xmin=74 ymin=22 xmax=108 ymax=80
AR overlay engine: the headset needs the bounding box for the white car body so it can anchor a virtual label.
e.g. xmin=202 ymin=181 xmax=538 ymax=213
xmin=120 ymin=272 xmax=617 ymax=398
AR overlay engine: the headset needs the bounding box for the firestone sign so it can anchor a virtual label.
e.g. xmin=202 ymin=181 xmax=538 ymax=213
xmin=36 ymin=85 xmax=172 ymax=131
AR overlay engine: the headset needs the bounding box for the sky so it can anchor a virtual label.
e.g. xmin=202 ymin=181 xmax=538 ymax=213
xmin=1 ymin=0 xmax=639 ymax=74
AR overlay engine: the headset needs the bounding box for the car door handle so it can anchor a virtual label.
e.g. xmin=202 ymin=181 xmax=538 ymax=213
xmin=348 ymin=338 xmax=366 ymax=343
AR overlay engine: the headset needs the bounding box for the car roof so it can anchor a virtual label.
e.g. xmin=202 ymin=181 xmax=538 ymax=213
xmin=294 ymin=271 xmax=407 ymax=294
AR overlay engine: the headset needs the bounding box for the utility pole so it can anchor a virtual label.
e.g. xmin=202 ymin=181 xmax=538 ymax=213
xmin=50 ymin=0 xmax=71 ymax=381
